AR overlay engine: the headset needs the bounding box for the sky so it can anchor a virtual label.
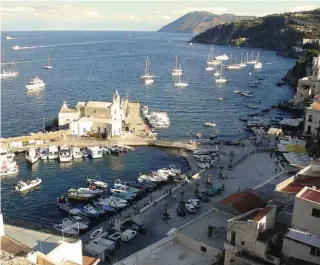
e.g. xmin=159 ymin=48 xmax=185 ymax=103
xmin=1 ymin=0 xmax=320 ymax=31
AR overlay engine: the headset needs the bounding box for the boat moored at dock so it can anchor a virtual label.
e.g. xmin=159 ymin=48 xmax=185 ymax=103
xmin=87 ymin=146 xmax=103 ymax=159
xmin=48 ymin=146 xmax=59 ymax=160
xmin=25 ymin=148 xmax=39 ymax=164
xmin=59 ymin=145 xmax=72 ymax=162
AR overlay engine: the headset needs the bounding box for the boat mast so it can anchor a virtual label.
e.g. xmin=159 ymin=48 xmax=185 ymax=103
xmin=145 ymin=57 xmax=148 ymax=75
xmin=240 ymin=52 xmax=243 ymax=64
xmin=175 ymin=56 xmax=178 ymax=69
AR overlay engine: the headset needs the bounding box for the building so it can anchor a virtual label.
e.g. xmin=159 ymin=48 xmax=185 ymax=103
xmin=304 ymin=94 xmax=320 ymax=135
xmin=58 ymin=90 xmax=125 ymax=137
xmin=281 ymin=187 xmax=320 ymax=265
xmin=292 ymin=56 xmax=320 ymax=106
xmin=303 ymin=38 xmax=320 ymax=48
xmin=224 ymin=205 xmax=285 ymax=265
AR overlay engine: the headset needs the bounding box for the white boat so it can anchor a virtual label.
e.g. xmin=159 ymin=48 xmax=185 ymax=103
xmin=214 ymin=71 xmax=220 ymax=77
xmin=94 ymin=198 xmax=127 ymax=209
xmin=254 ymin=51 xmax=263 ymax=69
xmin=26 ymin=77 xmax=45 ymax=90
xmin=215 ymin=61 xmax=227 ymax=84
xmin=83 ymin=205 xmax=99 ymax=217
xmin=0 ymin=148 xmax=15 ymax=160
xmin=90 ymin=227 xmax=103 ymax=239
xmin=62 ymin=218 xmax=88 ymax=230
xmin=12 ymin=45 xmax=22 ymax=50
xmin=1 ymin=52 xmax=18 ymax=79
xmin=247 ymin=51 xmax=257 ymax=64
xmin=140 ymin=56 xmax=154 ymax=79
xmin=53 ymin=224 xmax=78 ymax=236
xmin=205 ymin=64 xmax=214 ymax=71
xmin=15 ymin=178 xmax=42 ymax=192
xmin=25 ymin=148 xmax=39 ymax=164
xmin=0 ymin=159 xmax=19 ymax=176
xmin=204 ymin=122 xmax=216 ymax=127
xmin=172 ymin=56 xmax=183 ymax=76
xmin=217 ymin=97 xmax=224 ymax=101
xmin=43 ymin=55 xmax=53 ymax=69
xmin=87 ymin=177 xmax=108 ymax=188
xmin=59 ymin=145 xmax=72 ymax=162
xmin=72 ymin=147 xmax=83 ymax=159
xmin=48 ymin=146 xmax=59 ymax=160
xmin=145 ymin=77 xmax=154 ymax=85
xmin=39 ymin=147 xmax=48 ymax=160
xmin=174 ymin=74 xmax=188 ymax=87
xmin=215 ymin=54 xmax=229 ymax=61
xmin=78 ymin=187 xmax=104 ymax=195
xmin=87 ymin=146 xmax=103 ymax=159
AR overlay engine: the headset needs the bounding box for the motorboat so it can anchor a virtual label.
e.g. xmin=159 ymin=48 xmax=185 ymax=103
xmin=0 ymin=159 xmax=19 ymax=176
xmin=174 ymin=75 xmax=188 ymax=87
xmin=59 ymin=145 xmax=72 ymax=162
xmin=87 ymin=146 xmax=103 ymax=159
xmin=140 ymin=56 xmax=154 ymax=79
xmin=62 ymin=218 xmax=88 ymax=230
xmin=39 ymin=147 xmax=48 ymax=160
xmin=199 ymin=162 xmax=210 ymax=169
xmin=48 ymin=146 xmax=59 ymax=160
xmin=87 ymin=177 xmax=108 ymax=189
xmin=25 ymin=148 xmax=39 ymax=164
xmin=217 ymin=97 xmax=223 ymax=101
xmin=245 ymin=103 xmax=259 ymax=109
xmin=12 ymin=45 xmax=22 ymax=50
xmin=26 ymin=77 xmax=45 ymax=90
xmin=111 ymin=191 xmax=135 ymax=201
xmin=94 ymin=198 xmax=126 ymax=210
xmin=67 ymin=188 xmax=96 ymax=201
xmin=240 ymin=92 xmax=254 ymax=97
xmin=204 ymin=122 xmax=216 ymax=127
xmin=15 ymin=178 xmax=42 ymax=192
xmin=114 ymin=181 xmax=140 ymax=193
xmin=0 ymin=70 xmax=19 ymax=79
xmin=68 ymin=212 xmax=90 ymax=226
xmin=111 ymin=186 xmax=137 ymax=196
xmin=83 ymin=204 xmax=100 ymax=217
xmin=56 ymin=197 xmax=73 ymax=212
xmin=53 ymin=224 xmax=78 ymax=236
xmin=78 ymin=187 xmax=104 ymax=195
xmin=72 ymin=147 xmax=83 ymax=159
xmin=95 ymin=204 xmax=115 ymax=213
xmin=90 ymin=227 xmax=103 ymax=239
xmin=43 ymin=55 xmax=53 ymax=69
xmin=102 ymin=195 xmax=127 ymax=204
xmin=0 ymin=148 xmax=15 ymax=160
xmin=172 ymin=56 xmax=183 ymax=76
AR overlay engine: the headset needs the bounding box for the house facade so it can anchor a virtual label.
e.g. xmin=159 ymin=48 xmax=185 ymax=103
xmin=304 ymin=94 xmax=320 ymax=135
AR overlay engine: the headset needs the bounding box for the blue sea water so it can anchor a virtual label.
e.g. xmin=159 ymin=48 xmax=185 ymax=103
xmin=1 ymin=31 xmax=296 ymax=222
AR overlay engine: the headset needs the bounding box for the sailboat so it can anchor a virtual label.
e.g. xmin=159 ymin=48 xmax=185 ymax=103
xmin=254 ymin=52 xmax=263 ymax=69
xmin=43 ymin=55 xmax=53 ymax=69
xmin=207 ymin=45 xmax=220 ymax=66
xmin=172 ymin=56 xmax=182 ymax=76
xmin=233 ymin=56 xmax=240 ymax=70
xmin=225 ymin=52 xmax=235 ymax=69
xmin=215 ymin=61 xmax=227 ymax=84
xmin=205 ymin=54 xmax=214 ymax=71
xmin=174 ymin=73 xmax=188 ymax=87
xmin=140 ymin=56 xmax=154 ymax=80
xmin=0 ymin=49 xmax=19 ymax=79
xmin=248 ymin=51 xmax=257 ymax=64
xmin=239 ymin=52 xmax=246 ymax=68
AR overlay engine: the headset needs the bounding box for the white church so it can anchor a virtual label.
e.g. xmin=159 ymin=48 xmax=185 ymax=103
xmin=58 ymin=90 xmax=125 ymax=137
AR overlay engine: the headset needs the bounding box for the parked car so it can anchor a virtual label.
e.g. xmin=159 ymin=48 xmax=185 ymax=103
xmin=121 ymin=229 xmax=137 ymax=242
xmin=176 ymin=205 xmax=186 ymax=216
xmin=187 ymin=199 xmax=202 ymax=208
xmin=185 ymin=203 xmax=196 ymax=214
xmin=196 ymin=193 xmax=210 ymax=202
xmin=201 ymin=189 xmax=215 ymax=197
xmin=121 ymin=220 xmax=146 ymax=233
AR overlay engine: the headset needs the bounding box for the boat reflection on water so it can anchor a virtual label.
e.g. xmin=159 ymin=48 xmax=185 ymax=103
xmin=30 ymin=161 xmax=40 ymax=173
xmin=59 ymin=160 xmax=74 ymax=169
xmin=108 ymin=155 xmax=125 ymax=172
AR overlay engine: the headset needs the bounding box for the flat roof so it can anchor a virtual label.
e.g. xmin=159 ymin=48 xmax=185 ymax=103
xmin=86 ymin=101 xmax=112 ymax=109
xmin=178 ymin=210 xmax=229 ymax=250
xmin=298 ymin=187 xmax=320 ymax=204
xmin=285 ymin=227 xmax=320 ymax=248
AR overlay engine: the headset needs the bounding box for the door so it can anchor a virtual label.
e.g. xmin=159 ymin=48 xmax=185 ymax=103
xmin=230 ymin=231 xmax=236 ymax=245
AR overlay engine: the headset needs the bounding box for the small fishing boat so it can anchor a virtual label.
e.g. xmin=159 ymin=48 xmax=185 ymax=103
xmin=217 ymin=97 xmax=223 ymax=101
xmin=87 ymin=177 xmax=108 ymax=188
xmin=15 ymin=178 xmax=42 ymax=192
xmin=67 ymin=188 xmax=96 ymax=201
xmin=145 ymin=77 xmax=154 ymax=85
xmin=43 ymin=55 xmax=53 ymax=69
xmin=254 ymin=52 xmax=263 ymax=69
xmin=169 ymin=165 xmax=181 ymax=175
xmin=78 ymin=187 xmax=104 ymax=195
xmin=87 ymin=146 xmax=103 ymax=159
xmin=57 ymin=197 xmax=73 ymax=212
xmin=59 ymin=145 xmax=72 ymax=162
xmin=62 ymin=218 xmax=88 ymax=230
xmin=102 ymin=195 xmax=127 ymax=204
xmin=83 ymin=205 xmax=100 ymax=217
xmin=48 ymin=146 xmax=59 ymax=160
xmin=39 ymin=147 xmax=48 ymax=160
xmin=90 ymin=227 xmax=103 ymax=239
xmin=53 ymin=224 xmax=78 ymax=236
xmin=72 ymin=147 xmax=83 ymax=159
xmin=68 ymin=212 xmax=90 ymax=226
xmin=94 ymin=198 xmax=127 ymax=209
xmin=25 ymin=148 xmax=39 ymax=164
xmin=204 ymin=122 xmax=216 ymax=127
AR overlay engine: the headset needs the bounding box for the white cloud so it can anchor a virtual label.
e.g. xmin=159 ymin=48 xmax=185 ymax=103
xmin=290 ymin=5 xmax=319 ymax=12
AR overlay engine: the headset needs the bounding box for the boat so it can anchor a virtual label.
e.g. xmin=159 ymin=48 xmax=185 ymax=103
xmin=140 ymin=56 xmax=154 ymax=79
xmin=67 ymin=188 xmax=96 ymax=201
xmin=15 ymin=178 xmax=42 ymax=192
xmin=43 ymin=55 xmax=53 ymax=69
xmin=204 ymin=122 xmax=216 ymax=127
xmin=94 ymin=198 xmax=126 ymax=209
xmin=0 ymin=51 xmax=18 ymax=79
xmin=145 ymin=77 xmax=154 ymax=85
xmin=199 ymin=162 xmax=210 ymax=169
xmin=39 ymin=147 xmax=48 ymax=160
xmin=62 ymin=218 xmax=88 ymax=230
xmin=68 ymin=212 xmax=90 ymax=226
xmin=72 ymin=147 xmax=83 ymax=159
xmin=169 ymin=165 xmax=181 ymax=175
xmin=217 ymin=97 xmax=223 ymax=101
xmin=0 ymin=159 xmax=19 ymax=176
xmin=215 ymin=61 xmax=227 ymax=84
xmin=114 ymin=180 xmax=140 ymax=193
xmin=82 ymin=148 xmax=89 ymax=158
xmin=245 ymin=103 xmax=259 ymax=109
xmin=90 ymin=227 xmax=103 ymax=239
xmin=234 ymin=90 xmax=240 ymax=94
xmin=25 ymin=77 xmax=45 ymax=90
xmin=83 ymin=204 xmax=100 ymax=217
xmin=215 ymin=54 xmax=229 ymax=61
xmin=172 ymin=56 xmax=183 ymax=76
xmin=25 ymin=148 xmax=39 ymax=164
xmin=239 ymin=52 xmax=246 ymax=68
xmin=53 ymin=224 xmax=78 ymax=236
xmin=247 ymin=51 xmax=257 ymax=64
xmin=214 ymin=71 xmax=220 ymax=77
xmin=12 ymin=45 xmax=22 ymax=50
xmin=57 ymin=197 xmax=73 ymax=212
xmin=87 ymin=146 xmax=103 ymax=159
xmin=240 ymin=92 xmax=254 ymax=97
xmin=87 ymin=177 xmax=108 ymax=189
xmin=78 ymin=187 xmax=104 ymax=195
xmin=254 ymin=52 xmax=263 ymax=69
xmin=59 ymin=145 xmax=72 ymax=162
xmin=48 ymin=146 xmax=59 ymax=160
xmin=0 ymin=148 xmax=15 ymax=160
xmin=174 ymin=74 xmax=188 ymax=87
xmin=141 ymin=105 xmax=149 ymax=116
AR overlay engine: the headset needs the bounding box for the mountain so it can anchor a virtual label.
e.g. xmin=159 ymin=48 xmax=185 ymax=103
xmin=158 ymin=11 xmax=255 ymax=33
xmin=190 ymin=9 xmax=320 ymax=57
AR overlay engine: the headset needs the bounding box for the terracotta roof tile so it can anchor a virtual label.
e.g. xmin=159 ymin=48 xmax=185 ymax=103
xmin=281 ymin=177 xmax=320 ymax=194
xmin=219 ymin=192 xmax=266 ymax=214
xmin=251 ymin=207 xmax=274 ymax=221
xmin=300 ymin=188 xmax=320 ymax=203
xmin=83 ymin=256 xmax=99 ymax=265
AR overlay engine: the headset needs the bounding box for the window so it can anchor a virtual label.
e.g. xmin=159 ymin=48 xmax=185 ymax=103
xmin=311 ymin=247 xmax=320 ymax=256
xmin=308 ymin=126 xmax=312 ymax=133
xmin=200 ymin=246 xmax=207 ymax=253
xmin=231 ymin=231 xmax=236 ymax=246
xmin=312 ymin=208 xmax=320 ymax=218
xmin=241 ymin=241 xmax=245 ymax=246
xmin=308 ymin=115 xmax=313 ymax=122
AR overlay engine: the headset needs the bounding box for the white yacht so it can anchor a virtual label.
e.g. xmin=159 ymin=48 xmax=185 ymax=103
xmin=140 ymin=56 xmax=154 ymax=80
xmin=72 ymin=147 xmax=83 ymax=159
xmin=48 ymin=146 xmax=59 ymax=160
xmin=43 ymin=55 xmax=53 ymax=69
xmin=25 ymin=148 xmax=39 ymax=164
xmin=39 ymin=147 xmax=48 ymax=160
xmin=215 ymin=61 xmax=228 ymax=84
xmin=26 ymin=77 xmax=45 ymax=91
xmin=59 ymin=145 xmax=72 ymax=162
xmin=0 ymin=159 xmax=19 ymax=176
xmin=15 ymin=178 xmax=42 ymax=192
xmin=172 ymin=56 xmax=183 ymax=76
xmin=254 ymin=52 xmax=263 ymax=69
xmin=174 ymin=74 xmax=188 ymax=87
xmin=87 ymin=146 xmax=103 ymax=159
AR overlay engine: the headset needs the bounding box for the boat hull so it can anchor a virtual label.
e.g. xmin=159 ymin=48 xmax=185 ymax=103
xmin=26 ymin=156 xmax=39 ymax=164
xmin=26 ymin=83 xmax=45 ymax=90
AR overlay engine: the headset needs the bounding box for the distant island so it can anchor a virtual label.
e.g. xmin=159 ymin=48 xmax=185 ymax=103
xmin=190 ymin=9 xmax=320 ymax=57
xmin=158 ymin=11 xmax=255 ymax=34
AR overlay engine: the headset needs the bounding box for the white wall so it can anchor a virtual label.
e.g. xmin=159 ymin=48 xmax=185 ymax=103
xmin=58 ymin=112 xmax=80 ymax=127
xmin=304 ymin=108 xmax=320 ymax=135
xmin=70 ymin=120 xmax=93 ymax=136
xmin=292 ymin=196 xmax=320 ymax=233
xmin=47 ymin=240 xmax=83 ymax=265
xmin=282 ymin=238 xmax=320 ymax=265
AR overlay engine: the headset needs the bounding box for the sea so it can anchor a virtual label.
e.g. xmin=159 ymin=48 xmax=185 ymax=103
xmin=1 ymin=31 xmax=296 ymax=223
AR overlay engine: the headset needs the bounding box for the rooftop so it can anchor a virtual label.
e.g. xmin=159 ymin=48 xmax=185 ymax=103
xmin=86 ymin=101 xmax=112 ymax=109
xmin=285 ymin=227 xmax=320 ymax=248
xmin=60 ymin=106 xmax=79 ymax=113
xmin=178 ymin=209 xmax=230 ymax=250
xmin=0 ymin=235 xmax=31 ymax=256
xmin=250 ymin=206 xmax=274 ymax=222
xmin=298 ymin=187 xmax=320 ymax=204
xmin=280 ymin=176 xmax=320 ymax=194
